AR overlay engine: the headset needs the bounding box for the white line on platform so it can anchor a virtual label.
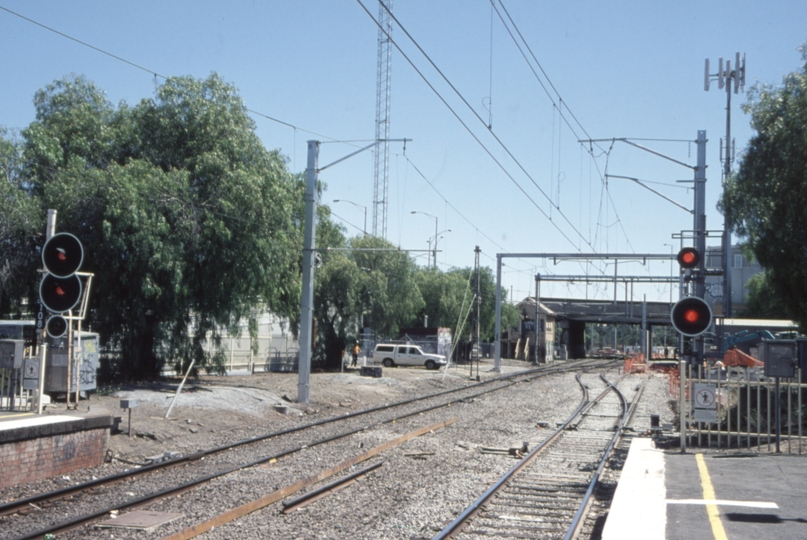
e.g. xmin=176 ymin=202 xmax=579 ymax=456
xmin=667 ymin=499 xmax=778 ymax=509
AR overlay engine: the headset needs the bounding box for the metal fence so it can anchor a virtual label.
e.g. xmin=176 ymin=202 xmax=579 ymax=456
xmin=672 ymin=364 xmax=804 ymax=453
xmin=199 ymin=335 xmax=299 ymax=374
xmin=0 ymin=354 xmax=36 ymax=413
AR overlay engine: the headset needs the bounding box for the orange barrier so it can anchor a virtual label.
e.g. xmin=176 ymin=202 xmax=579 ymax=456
xmin=623 ymin=353 xmax=646 ymax=374
xmin=722 ymin=348 xmax=764 ymax=368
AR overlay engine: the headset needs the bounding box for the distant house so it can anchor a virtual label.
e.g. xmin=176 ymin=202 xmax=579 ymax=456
xmin=502 ymin=298 xmax=556 ymax=361
xmin=704 ymin=245 xmax=763 ymax=315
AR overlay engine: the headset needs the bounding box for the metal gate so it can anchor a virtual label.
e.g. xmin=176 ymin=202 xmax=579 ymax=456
xmin=672 ymin=364 xmax=804 ymax=453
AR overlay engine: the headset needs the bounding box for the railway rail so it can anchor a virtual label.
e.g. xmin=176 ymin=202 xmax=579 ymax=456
xmin=1 ymin=358 xmax=632 ymax=540
xmin=434 ymin=372 xmax=646 ymax=540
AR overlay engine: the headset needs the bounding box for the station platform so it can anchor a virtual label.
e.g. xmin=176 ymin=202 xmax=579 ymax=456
xmin=0 ymin=408 xmax=114 ymax=489
xmin=604 ymin=437 xmax=807 ymax=540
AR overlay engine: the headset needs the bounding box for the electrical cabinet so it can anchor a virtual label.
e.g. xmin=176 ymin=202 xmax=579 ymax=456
xmin=761 ymin=340 xmax=797 ymax=378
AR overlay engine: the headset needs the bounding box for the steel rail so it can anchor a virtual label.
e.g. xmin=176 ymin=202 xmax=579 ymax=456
xmin=564 ymin=374 xmax=630 ymax=540
xmin=433 ymin=372 xmax=592 ymax=540
xmin=0 ymin=358 xmax=607 ymax=517
xmin=8 ymin=360 xmax=617 ymax=539
xmin=433 ymin=370 xmax=632 ymax=540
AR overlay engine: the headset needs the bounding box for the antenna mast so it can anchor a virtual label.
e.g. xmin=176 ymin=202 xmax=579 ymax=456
xmin=373 ymin=0 xmax=393 ymax=238
xmin=705 ymin=52 xmax=746 ymax=320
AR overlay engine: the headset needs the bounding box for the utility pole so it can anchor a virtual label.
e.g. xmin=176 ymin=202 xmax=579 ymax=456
xmin=472 ymin=246 xmax=481 ymax=380
xmin=298 ymin=141 xmax=319 ymax=405
xmin=705 ymin=53 xmax=746 ymax=320
xmin=299 ymin=138 xmax=408 ymax=403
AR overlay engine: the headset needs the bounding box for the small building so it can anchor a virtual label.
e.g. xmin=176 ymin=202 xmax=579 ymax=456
xmin=397 ymin=327 xmax=452 ymax=359
xmin=503 ymin=298 xmax=556 ymax=361
xmin=704 ymin=245 xmax=763 ymax=315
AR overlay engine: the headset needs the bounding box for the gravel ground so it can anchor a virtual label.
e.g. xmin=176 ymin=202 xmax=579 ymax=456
xmin=1 ymin=359 xmax=677 ymax=540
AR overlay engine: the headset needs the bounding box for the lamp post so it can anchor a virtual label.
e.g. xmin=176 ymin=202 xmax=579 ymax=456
xmin=431 ymin=229 xmax=451 ymax=268
xmin=411 ymin=211 xmax=438 ymax=268
xmin=334 ymin=199 xmax=367 ymax=236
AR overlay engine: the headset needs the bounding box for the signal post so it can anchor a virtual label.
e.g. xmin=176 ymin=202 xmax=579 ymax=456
xmin=36 ymin=211 xmax=91 ymax=412
xmin=672 ymin=247 xmax=713 ymax=452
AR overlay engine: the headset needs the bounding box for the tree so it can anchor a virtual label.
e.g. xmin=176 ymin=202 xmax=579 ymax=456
xmin=743 ymin=271 xmax=788 ymax=319
xmin=721 ymin=44 xmax=807 ymax=330
xmin=20 ymin=74 xmax=302 ymax=379
xmin=314 ymin=234 xmax=424 ymax=369
xmin=413 ymin=265 xmax=519 ymax=347
xmin=0 ymin=128 xmax=42 ymax=315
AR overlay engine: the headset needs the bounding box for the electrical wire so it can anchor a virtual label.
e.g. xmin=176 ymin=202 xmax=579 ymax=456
xmin=362 ymin=0 xmax=593 ymax=253
xmin=0 ymin=4 xmax=355 ymax=148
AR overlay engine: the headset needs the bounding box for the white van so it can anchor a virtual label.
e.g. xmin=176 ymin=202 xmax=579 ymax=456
xmin=372 ymin=344 xmax=446 ymax=370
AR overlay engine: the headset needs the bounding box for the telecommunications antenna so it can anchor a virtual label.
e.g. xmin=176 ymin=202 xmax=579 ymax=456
xmin=704 ymin=59 xmax=710 ymax=91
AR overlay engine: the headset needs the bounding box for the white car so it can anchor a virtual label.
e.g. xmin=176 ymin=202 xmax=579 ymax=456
xmin=372 ymin=344 xmax=447 ymax=370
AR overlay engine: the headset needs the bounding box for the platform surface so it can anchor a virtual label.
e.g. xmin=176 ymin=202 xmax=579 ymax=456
xmin=605 ymin=437 xmax=807 ymax=540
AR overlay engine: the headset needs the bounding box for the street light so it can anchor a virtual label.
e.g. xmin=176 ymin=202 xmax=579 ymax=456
xmin=334 ymin=199 xmax=367 ymax=236
xmin=411 ymin=211 xmax=437 ymax=268
xmin=431 ymin=229 xmax=452 ymax=268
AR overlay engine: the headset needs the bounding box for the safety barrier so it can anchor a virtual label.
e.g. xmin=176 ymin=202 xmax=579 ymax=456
xmin=671 ymin=364 xmax=805 ymax=452
xmin=623 ymin=353 xmax=646 ymax=374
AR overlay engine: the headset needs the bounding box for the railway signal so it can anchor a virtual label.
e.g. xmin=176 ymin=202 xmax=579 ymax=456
xmin=46 ymin=314 xmax=68 ymax=338
xmin=677 ymin=247 xmax=700 ymax=269
xmin=671 ymin=296 xmax=712 ymax=337
xmin=39 ymin=232 xmax=84 ymax=314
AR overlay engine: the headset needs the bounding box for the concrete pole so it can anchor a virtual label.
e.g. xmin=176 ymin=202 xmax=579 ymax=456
xmin=433 ymin=217 xmax=438 ymax=269
xmin=641 ymin=295 xmax=648 ymax=360
xmin=694 ymin=131 xmax=707 ymax=299
xmin=494 ymin=254 xmax=502 ymax=372
xmin=694 ymin=131 xmax=707 ymax=365
xmin=36 ymin=210 xmax=58 ymax=414
xmin=297 ymin=141 xmax=319 ymax=404
xmin=533 ymin=275 xmax=539 ymax=365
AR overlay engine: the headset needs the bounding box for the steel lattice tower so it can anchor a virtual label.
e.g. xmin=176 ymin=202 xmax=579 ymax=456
xmin=373 ymin=0 xmax=393 ymax=238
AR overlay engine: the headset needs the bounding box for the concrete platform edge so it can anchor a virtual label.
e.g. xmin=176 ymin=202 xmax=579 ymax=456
xmin=602 ymin=437 xmax=666 ymax=540
xmin=0 ymin=413 xmax=114 ymax=444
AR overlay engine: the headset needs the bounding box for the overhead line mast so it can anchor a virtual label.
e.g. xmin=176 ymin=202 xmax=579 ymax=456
xmin=373 ymin=0 xmax=393 ymax=238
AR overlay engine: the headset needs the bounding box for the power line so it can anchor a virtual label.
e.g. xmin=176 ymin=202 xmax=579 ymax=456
xmin=358 ymin=0 xmax=588 ymax=253
xmin=377 ymin=0 xmax=595 ymax=251
xmin=0 ymin=4 xmax=353 ymax=147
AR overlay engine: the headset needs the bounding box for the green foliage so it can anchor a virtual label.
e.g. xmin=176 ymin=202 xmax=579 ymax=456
xmin=0 ymin=128 xmax=43 ymax=315
xmin=314 ymin=234 xmax=425 ymax=369
xmin=720 ymin=44 xmax=807 ymax=331
xmin=743 ymin=271 xmax=788 ymax=319
xmin=17 ymin=73 xmax=301 ymax=379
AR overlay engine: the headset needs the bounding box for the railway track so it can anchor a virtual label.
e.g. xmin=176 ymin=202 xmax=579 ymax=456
xmin=434 ymin=372 xmax=646 ymax=540
xmin=2 ymin=358 xmax=619 ymax=540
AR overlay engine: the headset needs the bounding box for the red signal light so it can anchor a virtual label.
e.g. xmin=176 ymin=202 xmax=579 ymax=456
xmin=39 ymin=274 xmax=82 ymax=313
xmin=671 ymin=297 xmax=712 ymax=337
xmin=42 ymin=233 xmax=83 ymax=278
xmin=677 ymin=247 xmax=700 ymax=269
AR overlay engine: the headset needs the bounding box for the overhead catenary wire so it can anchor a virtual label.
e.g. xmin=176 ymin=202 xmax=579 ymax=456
xmin=360 ymin=0 xmax=593 ymax=253
xmin=0 ymin=4 xmax=356 ymax=149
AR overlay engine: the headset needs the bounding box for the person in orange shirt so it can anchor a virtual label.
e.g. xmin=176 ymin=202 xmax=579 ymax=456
xmin=351 ymin=342 xmax=360 ymax=367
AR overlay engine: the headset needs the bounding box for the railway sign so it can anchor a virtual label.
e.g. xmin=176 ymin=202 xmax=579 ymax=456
xmin=693 ymin=383 xmax=717 ymax=423
xmin=23 ymin=358 xmax=40 ymax=390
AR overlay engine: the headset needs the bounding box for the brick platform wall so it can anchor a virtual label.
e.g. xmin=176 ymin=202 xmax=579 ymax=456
xmin=0 ymin=415 xmax=112 ymax=489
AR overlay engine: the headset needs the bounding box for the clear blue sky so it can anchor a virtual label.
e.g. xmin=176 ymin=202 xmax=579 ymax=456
xmin=2 ymin=1 xmax=804 ymax=304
